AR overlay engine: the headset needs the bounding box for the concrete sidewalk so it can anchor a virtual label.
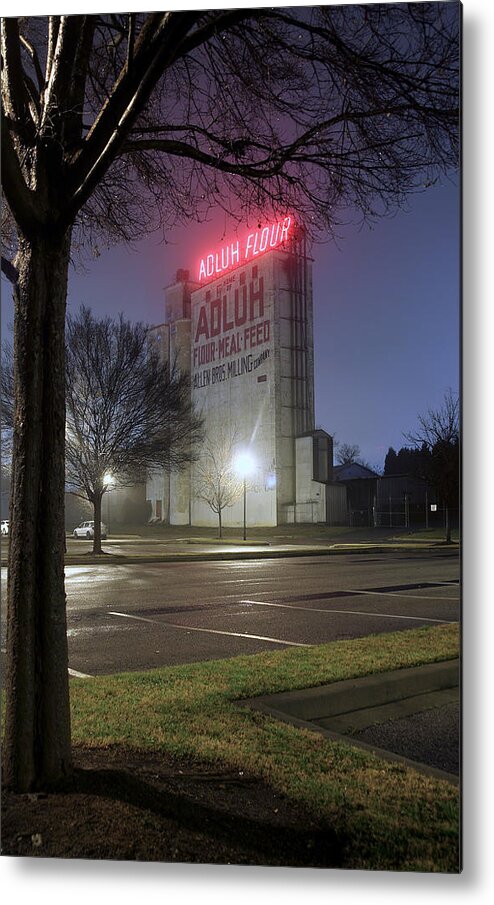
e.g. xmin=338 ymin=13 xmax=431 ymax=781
xmin=239 ymin=659 xmax=460 ymax=785
xmin=64 ymin=541 xmax=458 ymax=566
xmin=1 ymin=544 xmax=460 ymax=568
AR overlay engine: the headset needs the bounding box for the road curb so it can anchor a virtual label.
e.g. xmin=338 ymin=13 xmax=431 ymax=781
xmin=0 ymin=542 xmax=459 ymax=569
xmin=242 ymin=659 xmax=459 ymax=720
xmin=238 ymin=658 xmax=460 ymax=786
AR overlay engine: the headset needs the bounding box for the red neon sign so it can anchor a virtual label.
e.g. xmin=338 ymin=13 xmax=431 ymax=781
xmin=198 ymin=216 xmax=292 ymax=282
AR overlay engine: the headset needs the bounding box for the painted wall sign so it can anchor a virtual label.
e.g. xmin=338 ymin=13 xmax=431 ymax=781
xmin=192 ymin=349 xmax=270 ymax=390
xmin=193 ymin=271 xmax=272 ymax=389
xmin=194 ymin=276 xmax=265 ymax=344
xmin=198 ymin=216 xmax=292 ymax=282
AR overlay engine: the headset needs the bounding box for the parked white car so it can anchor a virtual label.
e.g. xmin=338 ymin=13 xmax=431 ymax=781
xmin=1 ymin=519 xmax=9 ymax=536
xmin=73 ymin=520 xmax=108 ymax=539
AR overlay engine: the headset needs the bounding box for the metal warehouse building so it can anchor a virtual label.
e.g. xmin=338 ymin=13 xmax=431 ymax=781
xmin=146 ymin=217 xmax=347 ymax=527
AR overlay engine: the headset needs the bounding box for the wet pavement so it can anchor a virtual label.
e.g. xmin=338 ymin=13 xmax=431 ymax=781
xmin=1 ymin=549 xmax=460 ymax=678
xmin=353 ymin=701 xmax=460 ymax=776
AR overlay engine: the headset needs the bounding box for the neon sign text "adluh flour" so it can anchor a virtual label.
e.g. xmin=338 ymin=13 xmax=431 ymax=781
xmin=198 ymin=216 xmax=292 ymax=282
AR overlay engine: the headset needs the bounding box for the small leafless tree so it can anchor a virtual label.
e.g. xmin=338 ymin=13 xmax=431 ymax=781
xmin=195 ymin=431 xmax=243 ymax=538
xmin=404 ymin=389 xmax=460 ymax=542
xmin=1 ymin=6 xmax=459 ymax=790
xmin=335 ymin=443 xmax=363 ymax=467
xmin=334 ymin=442 xmax=372 ymax=470
xmin=65 ymin=307 xmax=203 ymax=553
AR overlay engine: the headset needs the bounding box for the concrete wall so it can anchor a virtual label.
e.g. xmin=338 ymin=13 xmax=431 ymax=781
xmin=326 ymin=483 xmax=349 ymax=526
xmin=168 ymin=318 xmax=192 ymax=524
xmin=190 ymin=255 xmax=278 ymax=527
xmin=294 ymin=436 xmax=326 ymax=523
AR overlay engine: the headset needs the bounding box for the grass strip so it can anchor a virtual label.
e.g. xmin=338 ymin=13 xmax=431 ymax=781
xmin=71 ymin=623 xmax=460 ymax=872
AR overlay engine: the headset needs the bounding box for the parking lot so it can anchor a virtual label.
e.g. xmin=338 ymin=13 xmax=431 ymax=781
xmin=54 ymin=549 xmax=460 ymax=676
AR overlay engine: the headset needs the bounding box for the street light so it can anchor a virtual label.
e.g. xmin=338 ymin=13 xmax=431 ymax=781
xmin=234 ymin=451 xmax=256 ymax=541
xmin=103 ymin=472 xmax=115 ymax=536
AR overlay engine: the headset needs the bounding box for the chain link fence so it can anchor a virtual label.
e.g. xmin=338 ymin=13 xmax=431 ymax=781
xmin=350 ymin=500 xmax=460 ymax=530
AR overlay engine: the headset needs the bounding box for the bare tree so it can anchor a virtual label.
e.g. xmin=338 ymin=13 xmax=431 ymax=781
xmin=335 ymin=443 xmax=363 ymax=467
xmin=195 ymin=430 xmax=243 ymax=538
xmin=334 ymin=442 xmax=374 ymax=470
xmin=2 ymin=313 xmax=203 ymax=551
xmin=65 ymin=307 xmax=203 ymax=554
xmin=405 ymin=389 xmax=459 ymax=449
xmin=1 ymin=7 xmax=459 ymax=790
xmin=404 ymin=389 xmax=460 ymax=542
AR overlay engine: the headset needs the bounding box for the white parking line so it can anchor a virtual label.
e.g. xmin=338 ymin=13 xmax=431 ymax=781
xmin=348 ymin=589 xmax=459 ymax=601
xmin=109 ymin=611 xmax=310 ymax=647
xmin=3 ymin=641 xmax=94 ymax=678
xmin=3 ymin=650 xmax=97 ymax=676
xmin=240 ymin=600 xmax=456 ymax=624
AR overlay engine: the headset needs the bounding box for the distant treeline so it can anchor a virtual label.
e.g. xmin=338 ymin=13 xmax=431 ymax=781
xmin=383 ymin=445 xmax=432 ymax=477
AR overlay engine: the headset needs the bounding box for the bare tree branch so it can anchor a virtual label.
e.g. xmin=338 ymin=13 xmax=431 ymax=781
xmin=1 ymin=17 xmax=37 ymax=145
xmin=19 ymin=34 xmax=45 ymax=94
xmin=1 ymin=256 xmax=18 ymax=284
xmin=0 ymin=115 xmax=39 ymax=231
xmin=404 ymin=389 xmax=460 ymax=450
xmin=45 ymin=16 xmax=61 ymax=89
xmin=65 ymin=12 xmax=201 ymax=215
xmin=39 ymin=15 xmax=86 ymax=135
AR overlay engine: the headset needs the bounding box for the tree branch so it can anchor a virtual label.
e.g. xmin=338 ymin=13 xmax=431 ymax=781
xmin=45 ymin=16 xmax=61 ymax=89
xmin=62 ymin=18 xmax=95 ymax=149
xmin=1 ymin=17 xmax=37 ymax=144
xmin=119 ymin=97 xmax=452 ymax=180
xmin=65 ymin=13 xmax=198 ymax=213
xmin=19 ymin=34 xmax=45 ymax=94
xmin=126 ymin=13 xmax=136 ymax=71
xmin=1 ymin=256 xmax=19 ymax=284
xmin=40 ymin=15 xmax=87 ymax=136
xmin=64 ymin=9 xmax=261 ymax=224
xmin=1 ymin=115 xmax=39 ymax=233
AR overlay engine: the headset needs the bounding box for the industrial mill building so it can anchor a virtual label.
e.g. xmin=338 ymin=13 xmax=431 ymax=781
xmin=146 ymin=217 xmax=347 ymax=527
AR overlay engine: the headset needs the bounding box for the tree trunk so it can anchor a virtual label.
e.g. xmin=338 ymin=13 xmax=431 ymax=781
xmin=218 ymin=508 xmax=222 ymax=539
xmin=445 ymin=506 xmax=451 ymax=544
xmin=92 ymin=492 xmax=103 ymax=554
xmin=2 ymin=228 xmax=73 ymax=792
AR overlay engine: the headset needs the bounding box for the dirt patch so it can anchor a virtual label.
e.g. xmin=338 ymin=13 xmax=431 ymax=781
xmin=2 ymin=745 xmax=343 ymax=866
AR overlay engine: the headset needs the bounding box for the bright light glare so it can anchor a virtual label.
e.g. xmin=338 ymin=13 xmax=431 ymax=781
xmin=234 ymin=451 xmax=256 ymax=478
xmin=103 ymin=472 xmax=114 ymax=487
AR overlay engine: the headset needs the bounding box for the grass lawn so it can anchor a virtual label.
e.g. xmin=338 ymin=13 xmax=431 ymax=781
xmin=70 ymin=623 xmax=460 ymax=872
xmin=388 ymin=528 xmax=460 ymax=543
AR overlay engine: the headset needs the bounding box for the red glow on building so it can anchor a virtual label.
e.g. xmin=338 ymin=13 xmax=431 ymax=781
xmin=198 ymin=216 xmax=292 ymax=283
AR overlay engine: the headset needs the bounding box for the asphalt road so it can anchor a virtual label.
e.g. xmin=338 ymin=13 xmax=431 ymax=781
xmin=39 ymin=549 xmax=461 ymax=677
